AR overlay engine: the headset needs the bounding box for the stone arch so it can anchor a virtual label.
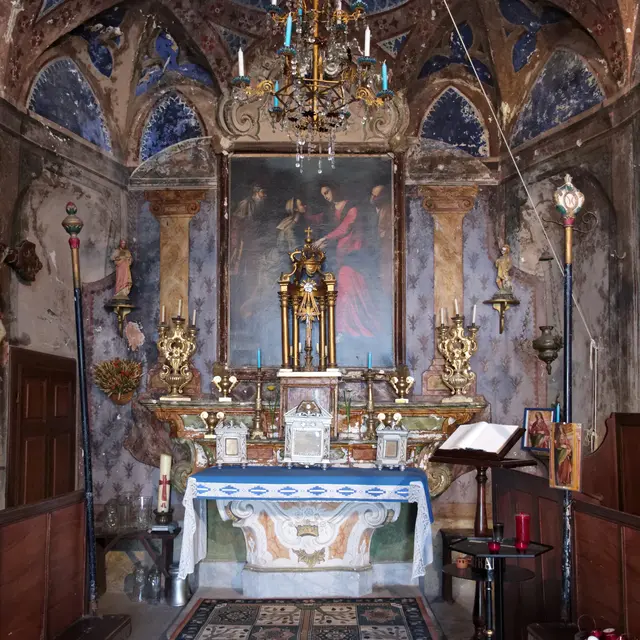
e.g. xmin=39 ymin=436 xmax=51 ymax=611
xmin=419 ymin=86 xmax=489 ymax=158
xmin=510 ymin=48 xmax=604 ymax=147
xmin=139 ymin=91 xmax=205 ymax=162
xmin=27 ymin=57 xmax=112 ymax=152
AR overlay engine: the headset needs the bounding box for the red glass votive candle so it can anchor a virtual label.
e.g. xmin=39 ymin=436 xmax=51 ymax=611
xmin=488 ymin=541 xmax=501 ymax=553
xmin=515 ymin=512 xmax=531 ymax=548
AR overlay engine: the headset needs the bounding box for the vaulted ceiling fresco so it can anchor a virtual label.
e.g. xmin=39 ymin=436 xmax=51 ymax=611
xmin=0 ymin=0 xmax=635 ymax=163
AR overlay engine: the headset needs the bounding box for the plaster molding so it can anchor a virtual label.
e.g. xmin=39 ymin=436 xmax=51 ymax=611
xmin=419 ymin=185 xmax=479 ymax=215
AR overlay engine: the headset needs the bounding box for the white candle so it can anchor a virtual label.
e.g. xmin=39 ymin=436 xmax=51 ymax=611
xmin=271 ymin=0 xmax=277 ymax=4
xmin=157 ymin=454 xmax=172 ymax=513
xmin=337 ymin=0 xmax=342 ymax=10
xmin=472 ymin=304 xmax=477 ymax=325
xmin=161 ymin=305 xmax=166 ymax=324
xmin=192 ymin=309 xmax=197 ymax=326
xmin=454 ymin=298 xmax=459 ymax=315
xmin=364 ymin=26 xmax=371 ymax=57
xmin=177 ymin=298 xmax=182 ymax=317
xmin=440 ymin=308 xmax=445 ymax=326
xmin=238 ymin=48 xmax=245 ymax=77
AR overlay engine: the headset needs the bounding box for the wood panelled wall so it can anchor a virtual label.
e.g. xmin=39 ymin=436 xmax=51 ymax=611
xmin=493 ymin=468 xmax=640 ymax=639
xmin=0 ymin=491 xmax=86 ymax=640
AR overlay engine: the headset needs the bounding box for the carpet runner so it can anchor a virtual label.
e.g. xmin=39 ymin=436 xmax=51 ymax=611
xmin=171 ymin=597 xmax=444 ymax=640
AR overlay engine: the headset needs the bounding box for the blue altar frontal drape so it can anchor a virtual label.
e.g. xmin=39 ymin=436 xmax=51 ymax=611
xmin=179 ymin=465 xmax=434 ymax=580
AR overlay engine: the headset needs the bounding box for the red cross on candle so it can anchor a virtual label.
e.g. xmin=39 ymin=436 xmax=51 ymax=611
xmin=159 ymin=475 xmax=170 ymax=502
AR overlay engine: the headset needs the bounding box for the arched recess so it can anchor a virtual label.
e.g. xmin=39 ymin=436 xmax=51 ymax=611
xmin=510 ymin=48 xmax=605 ymax=147
xmin=27 ymin=57 xmax=112 ymax=153
xmin=139 ymin=90 xmax=205 ymax=162
xmin=419 ymin=86 xmax=490 ymax=158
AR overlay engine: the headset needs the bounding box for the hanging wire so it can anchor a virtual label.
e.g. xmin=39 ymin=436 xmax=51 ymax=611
xmin=439 ymin=0 xmax=600 ymax=440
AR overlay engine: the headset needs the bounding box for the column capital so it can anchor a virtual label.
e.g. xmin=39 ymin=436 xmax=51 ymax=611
xmin=145 ymin=189 xmax=207 ymax=219
xmin=419 ymin=185 xmax=478 ymax=215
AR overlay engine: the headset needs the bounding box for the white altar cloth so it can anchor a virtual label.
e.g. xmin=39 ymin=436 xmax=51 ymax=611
xmin=178 ymin=466 xmax=434 ymax=581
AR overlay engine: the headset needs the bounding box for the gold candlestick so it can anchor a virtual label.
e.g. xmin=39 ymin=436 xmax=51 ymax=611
xmin=437 ymin=315 xmax=479 ymax=404
xmin=363 ymin=369 xmax=377 ymax=440
xmin=386 ymin=364 xmax=415 ymax=404
xmin=251 ymin=369 xmax=266 ymax=440
xmin=157 ymin=314 xmax=197 ymax=401
xmin=212 ymin=362 xmax=238 ymax=402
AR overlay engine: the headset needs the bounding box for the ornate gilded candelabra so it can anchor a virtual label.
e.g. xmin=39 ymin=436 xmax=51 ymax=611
xmin=212 ymin=362 xmax=238 ymax=403
xmin=251 ymin=368 xmax=267 ymax=440
xmin=157 ymin=313 xmax=197 ymax=401
xmin=437 ymin=314 xmax=479 ymax=404
xmin=386 ymin=364 xmax=415 ymax=404
xmin=362 ymin=369 xmax=377 ymax=440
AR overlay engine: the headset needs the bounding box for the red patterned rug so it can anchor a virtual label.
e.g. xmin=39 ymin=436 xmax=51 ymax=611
xmin=171 ymin=597 xmax=445 ymax=640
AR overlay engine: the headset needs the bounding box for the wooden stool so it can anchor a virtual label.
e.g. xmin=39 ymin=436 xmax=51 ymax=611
xmin=527 ymin=623 xmax=579 ymax=640
xmin=439 ymin=527 xmax=474 ymax=603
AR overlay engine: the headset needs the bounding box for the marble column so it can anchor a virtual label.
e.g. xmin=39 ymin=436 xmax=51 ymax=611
xmin=146 ymin=190 xmax=206 ymax=320
xmin=418 ymin=185 xmax=478 ymax=399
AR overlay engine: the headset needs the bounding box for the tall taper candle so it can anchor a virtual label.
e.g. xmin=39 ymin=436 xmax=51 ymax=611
xmin=364 ymin=26 xmax=371 ymax=57
xmin=381 ymin=61 xmax=388 ymax=90
xmin=161 ymin=305 xmax=166 ymax=324
xmin=192 ymin=309 xmax=197 ymax=326
xmin=367 ymin=352 xmax=372 ymax=369
xmin=157 ymin=454 xmax=172 ymax=513
xmin=472 ymin=304 xmax=477 ymax=325
xmin=177 ymin=298 xmax=182 ymax=317
xmin=454 ymin=298 xmax=459 ymax=315
xmin=440 ymin=308 xmax=445 ymax=326
xmin=238 ymin=48 xmax=245 ymax=76
xmin=274 ymin=80 xmax=279 ymax=108
xmin=257 ymin=348 xmax=262 ymax=369
xmin=284 ymin=13 xmax=293 ymax=47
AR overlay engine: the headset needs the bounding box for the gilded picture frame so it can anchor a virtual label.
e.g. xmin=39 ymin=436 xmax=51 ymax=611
xmin=218 ymin=153 xmax=405 ymax=370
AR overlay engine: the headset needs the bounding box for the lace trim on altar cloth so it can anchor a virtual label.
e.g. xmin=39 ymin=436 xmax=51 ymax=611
xmin=178 ymin=478 xmax=207 ymax=580
xmin=408 ymin=481 xmax=434 ymax=580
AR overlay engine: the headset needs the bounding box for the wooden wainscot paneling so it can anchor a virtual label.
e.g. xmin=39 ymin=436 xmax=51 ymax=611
xmin=0 ymin=491 xmax=85 ymax=640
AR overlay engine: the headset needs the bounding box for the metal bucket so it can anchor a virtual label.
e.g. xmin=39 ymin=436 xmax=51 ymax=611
xmin=166 ymin=564 xmax=190 ymax=607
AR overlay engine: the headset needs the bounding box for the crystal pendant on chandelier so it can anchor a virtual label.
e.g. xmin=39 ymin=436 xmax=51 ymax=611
xmin=231 ymin=0 xmax=394 ymax=172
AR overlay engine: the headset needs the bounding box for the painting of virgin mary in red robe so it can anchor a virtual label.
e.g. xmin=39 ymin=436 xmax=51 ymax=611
xmin=227 ymin=156 xmax=394 ymax=368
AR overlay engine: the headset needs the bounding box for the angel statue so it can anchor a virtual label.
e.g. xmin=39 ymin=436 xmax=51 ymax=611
xmin=112 ymin=239 xmax=133 ymax=300
xmin=495 ymin=244 xmax=513 ymax=294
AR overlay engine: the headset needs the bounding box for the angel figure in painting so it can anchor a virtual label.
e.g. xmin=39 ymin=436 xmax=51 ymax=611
xmin=554 ymin=423 xmax=573 ymax=486
xmin=528 ymin=411 xmax=551 ymax=449
xmin=112 ymin=240 xmax=133 ymax=300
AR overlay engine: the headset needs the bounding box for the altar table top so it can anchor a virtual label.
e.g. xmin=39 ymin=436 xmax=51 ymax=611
xmin=189 ymin=465 xmax=433 ymax=520
xmin=179 ymin=465 xmax=434 ymax=581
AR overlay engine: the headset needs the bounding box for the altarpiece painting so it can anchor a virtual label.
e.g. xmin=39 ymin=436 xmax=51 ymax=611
xmin=224 ymin=155 xmax=396 ymax=368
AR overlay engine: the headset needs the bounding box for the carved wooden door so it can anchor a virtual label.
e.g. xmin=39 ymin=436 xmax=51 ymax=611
xmin=8 ymin=348 xmax=76 ymax=507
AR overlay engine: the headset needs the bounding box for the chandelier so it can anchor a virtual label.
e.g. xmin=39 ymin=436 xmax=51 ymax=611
xmin=231 ymin=0 xmax=393 ymax=171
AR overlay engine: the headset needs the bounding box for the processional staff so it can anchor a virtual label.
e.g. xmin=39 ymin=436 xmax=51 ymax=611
xmin=554 ymin=174 xmax=585 ymax=622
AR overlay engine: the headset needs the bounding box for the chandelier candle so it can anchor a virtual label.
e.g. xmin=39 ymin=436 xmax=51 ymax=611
xmin=284 ymin=13 xmax=292 ymax=47
xmin=364 ymin=25 xmax=371 ymax=56
xmin=382 ymin=61 xmax=388 ymax=90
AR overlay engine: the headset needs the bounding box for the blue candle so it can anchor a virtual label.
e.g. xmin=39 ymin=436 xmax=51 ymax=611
xmin=274 ymin=80 xmax=279 ymax=108
xmin=381 ymin=62 xmax=388 ymax=90
xmin=257 ymin=348 xmax=262 ymax=369
xmin=284 ymin=13 xmax=293 ymax=47
xmin=554 ymin=403 xmax=561 ymax=422
xmin=367 ymin=352 xmax=372 ymax=369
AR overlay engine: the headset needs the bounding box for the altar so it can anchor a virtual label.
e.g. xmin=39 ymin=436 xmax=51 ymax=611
xmin=179 ymin=466 xmax=433 ymax=597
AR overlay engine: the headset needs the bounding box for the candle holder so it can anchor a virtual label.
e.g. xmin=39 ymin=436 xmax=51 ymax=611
xmin=386 ymin=364 xmax=414 ymax=404
xmin=437 ymin=315 xmax=479 ymax=404
xmin=212 ymin=363 xmax=238 ymax=402
xmin=362 ymin=369 xmax=377 ymax=441
xmin=251 ymin=369 xmax=267 ymax=440
xmin=153 ymin=508 xmax=173 ymax=526
xmin=157 ymin=315 xmax=197 ymax=402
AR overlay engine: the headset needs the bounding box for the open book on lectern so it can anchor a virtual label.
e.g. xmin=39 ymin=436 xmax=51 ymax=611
xmin=437 ymin=421 xmax=524 ymax=460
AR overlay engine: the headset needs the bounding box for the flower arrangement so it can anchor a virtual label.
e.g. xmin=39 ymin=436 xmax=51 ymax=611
xmin=93 ymin=358 xmax=143 ymax=404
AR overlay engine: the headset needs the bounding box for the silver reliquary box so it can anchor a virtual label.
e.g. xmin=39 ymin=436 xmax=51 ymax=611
xmin=376 ymin=412 xmax=409 ymax=470
xmin=282 ymin=400 xmax=332 ymax=469
xmin=215 ymin=419 xmax=248 ymax=467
